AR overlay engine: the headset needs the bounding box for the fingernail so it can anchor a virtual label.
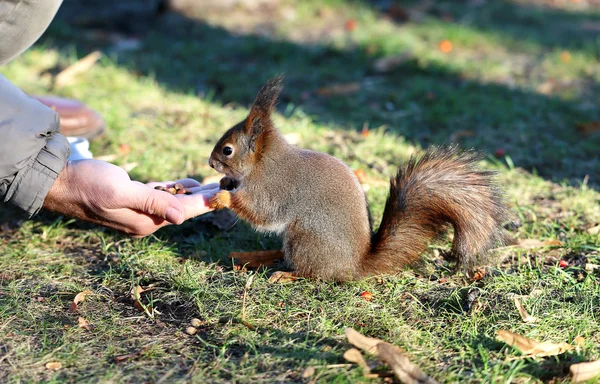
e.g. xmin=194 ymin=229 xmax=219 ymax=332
xmin=166 ymin=207 xmax=183 ymax=224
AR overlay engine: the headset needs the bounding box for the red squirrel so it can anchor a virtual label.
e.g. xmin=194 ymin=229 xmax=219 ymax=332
xmin=208 ymin=75 xmax=510 ymax=282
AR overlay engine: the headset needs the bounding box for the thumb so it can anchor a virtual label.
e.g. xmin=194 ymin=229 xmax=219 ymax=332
xmin=129 ymin=186 xmax=185 ymax=225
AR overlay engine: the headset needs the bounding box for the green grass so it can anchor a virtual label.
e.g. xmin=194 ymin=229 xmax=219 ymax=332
xmin=1 ymin=0 xmax=599 ymax=382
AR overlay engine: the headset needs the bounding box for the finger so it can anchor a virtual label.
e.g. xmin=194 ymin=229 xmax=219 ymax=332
xmin=175 ymin=189 xmax=220 ymax=219
xmin=186 ymin=183 xmax=219 ymax=194
xmin=128 ymin=184 xmax=185 ymax=225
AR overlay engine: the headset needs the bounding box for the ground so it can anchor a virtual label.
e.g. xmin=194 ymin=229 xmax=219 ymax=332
xmin=0 ymin=0 xmax=599 ymax=383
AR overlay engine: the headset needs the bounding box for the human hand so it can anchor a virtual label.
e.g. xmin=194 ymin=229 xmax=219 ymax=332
xmin=43 ymin=160 xmax=219 ymax=237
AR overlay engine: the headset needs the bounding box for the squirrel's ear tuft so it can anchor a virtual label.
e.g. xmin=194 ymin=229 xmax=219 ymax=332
xmin=253 ymin=74 xmax=283 ymax=114
xmin=245 ymin=74 xmax=284 ymax=135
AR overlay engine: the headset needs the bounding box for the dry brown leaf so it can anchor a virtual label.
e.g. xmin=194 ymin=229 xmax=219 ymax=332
xmin=345 ymin=328 xmax=381 ymax=355
xmin=78 ymin=316 xmax=92 ymax=331
xmin=343 ymin=348 xmax=371 ymax=374
xmin=372 ymin=52 xmax=413 ymax=73
xmin=496 ymin=330 xmax=573 ymax=357
xmin=316 ymin=83 xmax=361 ymax=96
xmin=55 ymin=51 xmax=103 ymax=88
xmin=377 ymin=343 xmax=439 ymax=384
xmin=570 ymin=359 xmax=600 ymax=383
xmin=70 ymin=290 xmax=93 ymax=312
xmin=302 ymin=366 xmax=316 ymax=378
xmin=516 ymin=239 xmax=563 ymax=249
xmin=267 ymin=271 xmax=299 ymax=284
xmin=586 ymin=224 xmax=600 ymax=235
xmin=45 ymin=362 xmax=62 ymax=370
xmin=439 ymin=40 xmax=453 ymax=53
xmin=576 ymin=121 xmax=600 ymax=136
xmin=113 ymin=342 xmax=156 ymax=363
xmin=585 ymin=263 xmax=599 ymax=272
xmin=514 ymin=298 xmax=538 ymax=323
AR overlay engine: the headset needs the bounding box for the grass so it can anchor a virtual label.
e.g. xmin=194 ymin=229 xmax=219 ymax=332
xmin=1 ymin=0 xmax=599 ymax=382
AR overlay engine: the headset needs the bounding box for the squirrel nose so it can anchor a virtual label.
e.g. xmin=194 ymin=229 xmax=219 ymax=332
xmin=209 ymin=158 xmax=215 ymax=169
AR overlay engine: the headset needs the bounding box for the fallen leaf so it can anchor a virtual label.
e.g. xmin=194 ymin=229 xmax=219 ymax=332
xmin=345 ymin=328 xmax=381 ymax=355
xmin=496 ymin=330 xmax=573 ymax=357
xmin=302 ymin=366 xmax=316 ymax=378
xmin=516 ymin=239 xmax=563 ymax=249
xmin=343 ymin=348 xmax=371 ymax=374
xmin=130 ymin=285 xmax=158 ymax=316
xmin=570 ymin=359 xmax=600 ymax=383
xmin=574 ymin=336 xmax=586 ymax=346
xmin=377 ymin=343 xmax=439 ymax=384
xmin=55 ymin=51 xmax=103 ymax=88
xmin=353 ymin=169 xmax=367 ymax=183
xmin=78 ymin=316 xmax=92 ymax=331
xmin=472 ymin=267 xmax=486 ymax=281
xmin=118 ymin=143 xmax=131 ymax=155
xmin=439 ymin=40 xmax=453 ymax=53
xmin=514 ymin=298 xmax=538 ymax=323
xmin=268 ymin=271 xmax=299 ymax=283
xmin=576 ymin=121 xmax=600 ymax=136
xmin=316 ymin=83 xmax=361 ymax=96
xmin=190 ymin=318 xmax=202 ymax=328
xmin=360 ymin=291 xmax=373 ymax=301
xmin=70 ymin=290 xmax=93 ymax=312
xmin=586 ymin=224 xmax=600 ymax=235
xmin=45 ymin=362 xmax=62 ymax=370
xmin=585 ymin=263 xmax=599 ymax=272
xmin=345 ymin=19 xmax=357 ymax=32
xmin=361 ymin=124 xmax=370 ymax=137
xmin=449 ymin=130 xmax=475 ymax=143
xmin=372 ymin=52 xmax=413 ymax=73
xmin=560 ymin=51 xmax=572 ymax=63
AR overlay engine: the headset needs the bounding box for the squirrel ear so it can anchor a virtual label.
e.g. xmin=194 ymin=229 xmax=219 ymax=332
xmin=245 ymin=74 xmax=284 ymax=135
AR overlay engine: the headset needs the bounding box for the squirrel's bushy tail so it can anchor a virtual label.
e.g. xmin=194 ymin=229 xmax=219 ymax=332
xmin=362 ymin=146 xmax=510 ymax=276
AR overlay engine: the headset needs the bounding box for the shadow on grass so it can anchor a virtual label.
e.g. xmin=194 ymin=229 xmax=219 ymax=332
xmin=369 ymin=0 xmax=600 ymax=53
xmin=34 ymin=1 xmax=600 ymax=189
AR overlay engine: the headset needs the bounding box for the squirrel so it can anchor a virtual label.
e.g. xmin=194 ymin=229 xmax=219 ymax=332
xmin=208 ymin=75 xmax=511 ymax=282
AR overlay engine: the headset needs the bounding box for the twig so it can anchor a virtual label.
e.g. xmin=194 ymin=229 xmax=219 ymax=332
xmin=54 ymin=51 xmax=103 ymax=88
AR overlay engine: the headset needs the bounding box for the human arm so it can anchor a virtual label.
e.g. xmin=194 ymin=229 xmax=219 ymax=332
xmin=43 ymin=160 xmax=220 ymax=237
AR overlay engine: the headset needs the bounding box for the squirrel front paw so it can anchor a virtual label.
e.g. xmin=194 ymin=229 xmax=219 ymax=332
xmin=209 ymin=190 xmax=232 ymax=210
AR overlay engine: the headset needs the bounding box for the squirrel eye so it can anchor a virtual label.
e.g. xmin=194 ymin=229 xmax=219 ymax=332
xmin=223 ymin=146 xmax=234 ymax=156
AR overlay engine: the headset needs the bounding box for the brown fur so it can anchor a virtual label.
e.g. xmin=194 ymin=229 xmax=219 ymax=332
xmin=208 ymin=76 xmax=511 ymax=281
